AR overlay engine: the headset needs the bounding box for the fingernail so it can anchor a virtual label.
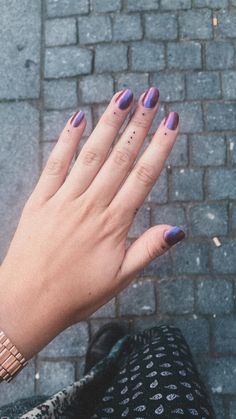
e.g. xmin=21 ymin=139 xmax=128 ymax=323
xmin=164 ymin=226 xmax=185 ymax=246
xmin=164 ymin=112 xmax=179 ymax=130
xmin=70 ymin=111 xmax=85 ymax=127
xmin=142 ymin=87 xmax=159 ymax=108
xmin=116 ymin=89 xmax=133 ymax=110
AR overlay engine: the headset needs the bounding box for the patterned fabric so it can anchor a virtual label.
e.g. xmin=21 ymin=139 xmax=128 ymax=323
xmin=0 ymin=325 xmax=215 ymax=419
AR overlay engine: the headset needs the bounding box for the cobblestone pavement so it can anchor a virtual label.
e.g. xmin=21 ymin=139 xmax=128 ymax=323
xmin=0 ymin=0 xmax=236 ymax=417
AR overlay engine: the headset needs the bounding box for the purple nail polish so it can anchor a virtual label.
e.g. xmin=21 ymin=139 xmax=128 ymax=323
xmin=164 ymin=226 xmax=185 ymax=246
xmin=142 ymin=87 xmax=159 ymax=108
xmin=116 ymin=89 xmax=133 ymax=110
xmin=70 ymin=111 xmax=85 ymax=127
xmin=164 ymin=112 xmax=179 ymax=130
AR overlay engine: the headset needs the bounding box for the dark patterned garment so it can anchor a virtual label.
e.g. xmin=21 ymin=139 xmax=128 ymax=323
xmin=0 ymin=325 xmax=215 ymax=419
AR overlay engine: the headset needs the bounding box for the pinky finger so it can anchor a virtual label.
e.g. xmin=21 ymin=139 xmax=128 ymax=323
xmin=31 ymin=111 xmax=86 ymax=204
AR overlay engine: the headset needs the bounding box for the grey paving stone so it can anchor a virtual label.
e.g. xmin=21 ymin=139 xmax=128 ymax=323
xmin=191 ymin=134 xmax=226 ymax=166
xmin=229 ymin=401 xmax=236 ymax=419
xmin=216 ymin=10 xmax=236 ymax=38
xmin=153 ymin=72 xmax=185 ymax=102
xmin=95 ymin=44 xmax=128 ymax=72
xmin=131 ymin=41 xmax=165 ymax=72
xmin=76 ymin=357 xmax=86 ymax=379
xmin=174 ymin=318 xmax=210 ymax=352
xmin=222 ymin=71 xmax=236 ymax=100
xmin=168 ymin=102 xmax=203 ymax=133
xmin=133 ymin=316 xmax=168 ymax=333
xmin=179 ymin=9 xmax=213 ymax=39
xmin=78 ymin=15 xmax=112 ymax=44
xmin=232 ymin=203 xmax=236 ymax=235
xmin=91 ymin=0 xmax=121 ymax=12
xmin=228 ymin=135 xmax=236 ymax=165
xmin=186 ymin=72 xmax=221 ymax=100
xmin=207 ymin=357 xmax=236 ymax=394
xmin=45 ymin=18 xmax=77 ymax=46
xmin=213 ymin=316 xmax=236 ymax=352
xmin=41 ymin=141 xmax=56 ymax=168
xmin=39 ymin=322 xmax=89 ymax=357
xmin=206 ymin=103 xmax=236 ymax=131
xmin=44 ymin=80 xmax=77 ymax=109
xmin=210 ymin=395 xmax=225 ymax=419
xmin=171 ymin=168 xmax=204 ymax=201
xmin=118 ymin=279 xmax=156 ymax=316
xmin=113 ymin=14 xmax=142 ymax=41
xmin=0 ymin=103 xmax=39 ymax=262
xmin=167 ymin=42 xmax=202 ymax=69
xmin=91 ymin=298 xmax=116 ymax=318
xmin=206 ymin=42 xmax=235 ymax=69
xmin=145 ymin=13 xmax=177 ymax=40
xmin=0 ymin=0 xmax=40 ymax=100
xmin=189 ymin=203 xmax=228 ymax=236
xmin=43 ymin=109 xmax=72 ymax=141
xmin=116 ymin=73 xmax=149 ymax=98
xmin=141 ymin=252 xmax=173 ymax=277
xmin=126 ymin=0 xmax=159 ymax=11
xmin=129 ymin=206 xmax=151 ymax=238
xmin=161 ymin=0 xmax=191 ymax=9
xmin=207 ymin=169 xmax=236 ymax=199
xmin=212 ymin=240 xmax=236 ymax=274
xmin=152 ymin=205 xmax=187 ymax=232
xmin=45 ymin=47 xmax=92 ymax=78
xmin=0 ymin=360 xmax=35 ymax=406
xmin=148 ymin=103 xmax=166 ymax=134
xmin=166 ymin=135 xmax=188 ymax=166
xmin=148 ymin=168 xmax=167 ymax=203
xmin=79 ymin=75 xmax=114 ymax=103
xmin=43 ymin=107 xmax=92 ymax=141
xmin=46 ymin=0 xmax=89 ymax=17
xmin=172 ymin=241 xmax=209 ymax=274
xmin=193 ymin=0 xmax=228 ymax=6
xmin=37 ymin=360 xmax=75 ymax=395
xmin=196 ymin=279 xmax=233 ymax=314
xmin=232 ymin=0 xmax=236 ymax=5
xmin=158 ymin=279 xmax=194 ymax=314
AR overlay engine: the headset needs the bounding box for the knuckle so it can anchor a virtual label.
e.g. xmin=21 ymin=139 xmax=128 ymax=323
xmin=102 ymin=111 xmax=124 ymax=129
xmin=44 ymin=157 xmax=65 ymax=176
xmin=132 ymin=114 xmax=152 ymax=130
xmin=81 ymin=149 xmax=103 ymax=166
xmin=113 ymin=147 xmax=135 ymax=167
xmin=135 ymin=163 xmax=156 ymax=186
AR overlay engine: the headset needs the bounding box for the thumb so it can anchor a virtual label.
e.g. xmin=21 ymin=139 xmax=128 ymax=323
xmin=117 ymin=225 xmax=185 ymax=283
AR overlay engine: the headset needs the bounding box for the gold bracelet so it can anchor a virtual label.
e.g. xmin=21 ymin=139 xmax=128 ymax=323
xmin=0 ymin=330 xmax=28 ymax=382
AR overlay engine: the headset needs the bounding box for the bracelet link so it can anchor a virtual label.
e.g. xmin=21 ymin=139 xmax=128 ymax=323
xmin=0 ymin=331 xmax=28 ymax=382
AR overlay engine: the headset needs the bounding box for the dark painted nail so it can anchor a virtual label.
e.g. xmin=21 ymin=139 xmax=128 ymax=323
xmin=164 ymin=226 xmax=185 ymax=246
xmin=116 ymin=89 xmax=133 ymax=110
xmin=70 ymin=111 xmax=85 ymax=127
xmin=142 ymin=87 xmax=159 ymax=108
xmin=164 ymin=112 xmax=179 ymax=130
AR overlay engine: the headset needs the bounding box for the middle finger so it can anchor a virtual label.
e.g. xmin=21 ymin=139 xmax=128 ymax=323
xmin=86 ymin=87 xmax=160 ymax=206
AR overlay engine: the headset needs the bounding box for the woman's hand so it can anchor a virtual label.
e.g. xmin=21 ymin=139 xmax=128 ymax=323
xmin=0 ymin=88 xmax=184 ymax=360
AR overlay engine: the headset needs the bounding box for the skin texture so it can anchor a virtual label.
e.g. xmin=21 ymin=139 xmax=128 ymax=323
xmin=0 ymin=88 xmax=182 ymax=361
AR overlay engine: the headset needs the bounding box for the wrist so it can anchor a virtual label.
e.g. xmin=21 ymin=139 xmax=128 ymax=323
xmin=0 ymin=266 xmax=70 ymax=360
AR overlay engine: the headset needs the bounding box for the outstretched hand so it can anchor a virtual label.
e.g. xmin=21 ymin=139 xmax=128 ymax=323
xmin=0 ymin=88 xmax=184 ymax=359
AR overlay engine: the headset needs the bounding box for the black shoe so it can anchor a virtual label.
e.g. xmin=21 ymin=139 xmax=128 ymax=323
xmin=84 ymin=322 xmax=127 ymax=374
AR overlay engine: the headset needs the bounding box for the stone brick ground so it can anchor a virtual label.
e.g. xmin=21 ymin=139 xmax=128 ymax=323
xmin=0 ymin=1 xmax=236 ymax=417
